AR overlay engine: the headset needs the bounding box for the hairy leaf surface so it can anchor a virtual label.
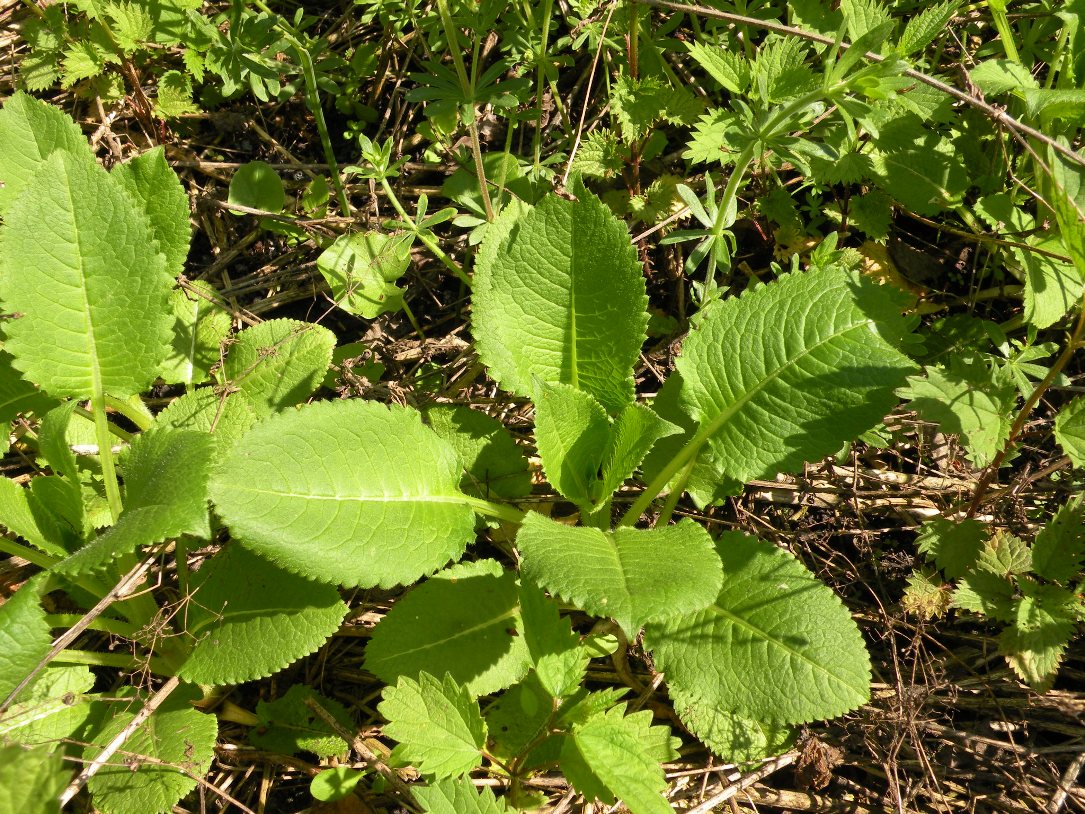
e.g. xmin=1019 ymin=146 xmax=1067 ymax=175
xmin=413 ymin=777 xmax=512 ymax=814
xmin=159 ymin=282 xmax=231 ymax=386
xmin=111 ymin=146 xmax=191 ymax=277
xmin=0 ymin=576 xmax=50 ymax=703
xmin=0 ymin=150 xmax=173 ymax=399
xmin=666 ymin=682 xmax=794 ymax=763
xmin=210 ymin=400 xmax=476 ymax=588
xmin=645 ymin=532 xmax=871 ymax=725
xmin=473 ymin=192 xmax=647 ymax=414
xmin=517 ymin=513 xmax=722 ymax=635
xmin=180 ymin=545 xmax=348 ymax=685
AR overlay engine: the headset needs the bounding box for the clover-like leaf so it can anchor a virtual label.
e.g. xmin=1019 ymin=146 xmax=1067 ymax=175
xmin=473 ymin=191 xmax=648 ymax=415
xmin=221 ymin=319 xmax=335 ymax=418
xmin=366 ymin=560 xmax=530 ymax=696
xmin=0 ymin=150 xmax=173 ymax=399
xmin=179 ymin=545 xmax=348 ymax=685
xmin=379 ymin=672 xmax=486 ymax=779
xmin=210 ymin=400 xmax=476 ymax=588
xmin=645 ymin=532 xmax=871 ymax=725
xmin=517 ymin=513 xmax=722 ymax=636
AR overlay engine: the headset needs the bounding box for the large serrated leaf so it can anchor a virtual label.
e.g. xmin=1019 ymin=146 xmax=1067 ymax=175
xmin=0 ymin=91 xmax=94 ymax=215
xmin=517 ymin=513 xmax=723 ymax=636
xmin=644 ymin=532 xmax=871 ymax=725
xmin=379 ymin=672 xmax=486 ymax=779
xmin=111 ymin=146 xmax=191 ymax=277
xmin=667 ymin=682 xmax=794 ymax=763
xmin=366 ymin=560 xmax=531 ymax=696
xmin=0 ymin=150 xmax=173 ymax=399
xmin=413 ymin=777 xmax=512 ymax=814
xmin=473 ymin=192 xmax=648 ymax=414
xmin=0 ymin=664 xmax=96 ymax=747
xmin=1031 ymin=501 xmax=1085 ymax=583
xmin=0 ymin=350 xmax=56 ymax=422
xmin=179 ymin=545 xmax=348 ymax=685
xmin=159 ymin=282 xmax=231 ymax=386
xmin=221 ymin=319 xmax=335 ymax=418
xmin=0 ymin=477 xmax=69 ymax=557
xmin=210 ymin=400 xmax=476 ymax=588
xmin=249 ymin=685 xmax=353 ymax=758
xmin=0 ymin=743 xmax=67 ymax=814
xmin=424 ymin=404 xmax=532 ymax=501
xmin=84 ymin=695 xmax=217 ymax=814
xmin=645 ymin=268 xmax=915 ymax=504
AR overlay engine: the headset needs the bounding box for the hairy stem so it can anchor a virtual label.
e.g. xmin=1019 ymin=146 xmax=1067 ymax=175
xmin=91 ymin=392 xmax=123 ymax=523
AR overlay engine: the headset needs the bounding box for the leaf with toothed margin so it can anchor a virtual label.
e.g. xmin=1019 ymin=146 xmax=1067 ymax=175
xmin=179 ymin=545 xmax=348 ymax=685
xmin=644 ymin=532 xmax=871 ymax=726
xmin=209 ymin=399 xmax=477 ymax=588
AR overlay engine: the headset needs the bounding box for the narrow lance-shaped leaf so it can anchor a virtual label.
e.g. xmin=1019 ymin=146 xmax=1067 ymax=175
xmin=210 ymin=400 xmax=477 ymax=588
xmin=473 ymin=191 xmax=648 ymax=414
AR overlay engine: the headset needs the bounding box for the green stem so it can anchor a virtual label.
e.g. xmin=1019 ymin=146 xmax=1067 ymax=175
xmin=654 ymin=456 xmax=696 ymax=526
xmin=462 ymin=495 xmax=527 ymax=525
xmin=986 ymin=1 xmax=1021 ymax=64
xmin=0 ymin=538 xmax=58 ymax=569
xmin=52 ymin=649 xmax=142 ymax=670
xmin=619 ymin=424 xmax=709 ymax=526
xmin=104 ymin=394 xmax=153 ymax=431
xmin=380 ymin=178 xmax=471 ymax=286
xmin=533 ymin=0 xmax=555 ymax=171
xmin=45 ymin=614 xmax=140 ymax=638
xmin=91 ymin=392 xmax=123 ymax=523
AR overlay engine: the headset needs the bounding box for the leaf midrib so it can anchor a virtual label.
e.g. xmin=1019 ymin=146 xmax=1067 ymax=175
xmin=224 ymin=484 xmax=469 ymax=504
xmin=63 ymin=162 xmax=105 ymax=402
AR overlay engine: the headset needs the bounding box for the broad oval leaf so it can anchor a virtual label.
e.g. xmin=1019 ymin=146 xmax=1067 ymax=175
xmin=472 ymin=192 xmax=648 ymax=414
xmin=179 ymin=545 xmax=348 ymax=685
xmin=366 ymin=560 xmax=530 ymax=696
xmin=210 ymin=399 xmax=476 ymax=588
xmin=517 ymin=513 xmax=723 ymax=636
xmin=646 ymin=267 xmax=915 ymax=501
xmin=645 ymin=532 xmax=871 ymax=725
xmin=0 ymin=150 xmax=173 ymax=399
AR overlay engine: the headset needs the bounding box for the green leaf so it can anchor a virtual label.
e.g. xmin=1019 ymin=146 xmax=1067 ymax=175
xmin=210 ymin=400 xmax=476 ymax=588
xmin=316 ymin=231 xmax=413 ymax=319
xmin=0 ymin=476 xmax=70 ymax=557
xmin=519 ymin=581 xmax=589 ymax=699
xmin=485 ymin=674 xmax=555 ymax=763
xmin=899 ymin=0 xmax=958 ymax=54
xmin=975 ymin=530 xmax=1032 ymax=576
xmin=0 ymin=743 xmax=67 ymax=814
xmin=600 ymin=401 xmax=680 ymax=499
xmin=0 ymin=91 xmax=94 ymax=215
xmin=220 ymin=319 xmax=335 ymax=418
xmin=310 ymin=767 xmax=366 ymax=802
xmin=901 ymin=568 xmax=953 ymax=620
xmin=952 ymin=571 xmax=1014 ymax=621
xmin=560 ymin=705 xmax=678 ymax=814
xmin=1055 ymin=395 xmax=1085 ymax=467
xmin=647 ymin=268 xmax=915 ymax=501
xmin=55 ymin=428 xmax=214 ymax=576
xmin=366 ymin=560 xmax=531 ymax=696
xmin=533 ymin=381 xmax=610 ymax=508
xmin=0 ymin=150 xmax=173 ymax=399
xmin=1019 ymin=238 xmax=1082 ymax=329
xmin=155 ymin=69 xmax=200 ymax=118
xmin=569 ymin=129 xmax=624 ymax=180
xmin=379 ymin=672 xmax=486 ymax=779
xmin=898 ymin=358 xmax=1016 ymax=467
xmin=179 ymin=545 xmax=348 ymax=685
xmin=111 ymin=146 xmax=191 ymax=277
xmin=249 ymin=685 xmax=353 ymax=758
xmin=969 ymin=59 xmax=1039 ymax=96
xmin=611 ymin=75 xmax=704 ymax=143
xmin=871 ymin=134 xmax=968 ymax=215
xmin=667 ymin=682 xmax=794 ymax=763
xmin=84 ymin=694 xmax=217 ymax=814
xmin=840 ymin=0 xmax=891 ymax=40
xmin=999 ymin=582 xmax=1078 ymax=689
xmin=0 ymin=576 xmax=51 ymax=703
xmin=0 ymin=664 xmax=95 ymax=747
xmin=1031 ymin=501 xmax=1085 ymax=583
xmin=229 ymin=160 xmax=285 ymax=213
xmin=153 ymin=388 xmax=256 ymax=453
xmin=423 ymin=405 xmax=532 ymax=501
xmin=159 ymin=282 xmax=231 ymax=386
xmin=685 ymin=42 xmax=750 ymax=94
xmin=517 ymin=513 xmax=723 ymax=636
xmin=473 ymin=192 xmax=648 ymax=415
xmin=0 ymin=350 xmax=56 ymax=422
xmin=644 ymin=532 xmax=871 ymax=725
xmin=413 ymin=777 xmax=512 ymax=814
xmin=916 ymin=517 xmax=987 ymax=579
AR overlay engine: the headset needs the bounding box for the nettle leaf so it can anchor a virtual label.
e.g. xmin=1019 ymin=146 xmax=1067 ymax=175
xmin=999 ymin=582 xmax=1079 ymax=689
xmin=870 ymin=133 xmax=968 ymax=216
xmin=899 ymin=0 xmax=958 ymax=55
xmin=1031 ymin=501 xmax=1085 ymax=583
xmin=84 ymin=692 xmax=217 ymax=814
xmin=901 ymin=568 xmax=953 ymax=620
xmin=646 ymin=267 xmax=915 ymax=504
xmin=111 ymin=146 xmax=191 ymax=277
xmin=611 ymin=74 xmax=704 ymax=143
xmin=0 ymin=576 xmax=50 ymax=703
xmin=159 ymin=282 xmax=231 ymax=386
xmin=685 ymin=41 xmax=750 ymax=94
xmin=249 ymin=685 xmax=353 ymax=758
xmin=560 ymin=705 xmax=679 ymax=814
xmin=366 ymin=560 xmax=531 ymax=696
xmin=975 ymin=530 xmax=1032 ymax=577
xmin=916 ymin=517 xmax=987 ymax=579
xmin=519 ymin=581 xmax=589 ymax=699
xmin=473 ymin=192 xmax=648 ymax=415
xmin=0 ymin=664 xmax=96 ymax=747
xmin=0 ymin=91 xmax=94 ymax=215
xmin=0 ymin=743 xmax=68 ymax=814
xmin=316 ymin=231 xmax=413 ymax=319
xmin=55 ymin=428 xmax=214 ymax=576
xmin=379 ymin=672 xmax=487 ymax=779
xmin=0 ymin=150 xmax=173 ymax=399
xmin=179 ymin=545 xmax=348 ymax=685
xmin=154 ymin=388 xmax=256 ymax=453
xmin=953 ymin=570 xmax=1015 ymax=622
xmin=517 ymin=513 xmax=723 ymax=636
xmin=221 ymin=319 xmax=336 ymax=418
xmin=424 ymin=405 xmax=531 ymax=501
xmin=898 ymin=357 xmax=1016 ymax=467
xmin=644 ymin=532 xmax=871 ymax=725
xmin=413 ymin=777 xmax=512 ymax=814
xmin=569 ymin=129 xmax=624 ymax=180
xmin=666 ymin=682 xmax=794 ymax=763
xmin=1055 ymin=395 xmax=1085 ymax=467
xmin=210 ymin=400 xmax=476 ymax=588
